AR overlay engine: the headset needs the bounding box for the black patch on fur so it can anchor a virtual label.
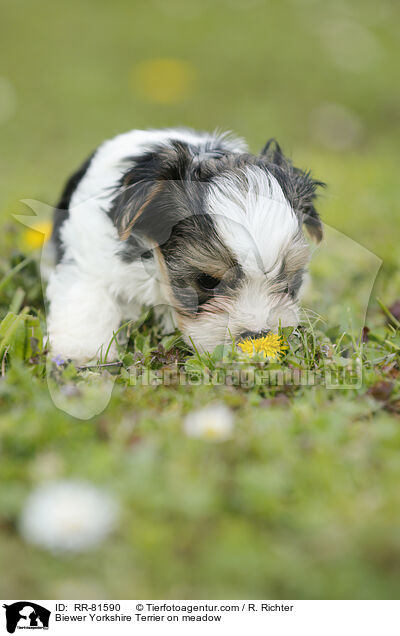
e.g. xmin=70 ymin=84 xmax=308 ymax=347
xmin=108 ymin=135 xmax=323 ymax=313
xmin=110 ymin=137 xmax=324 ymax=249
xmin=110 ymin=140 xmax=232 ymax=243
xmin=52 ymin=152 xmax=95 ymax=262
xmin=269 ymin=244 xmax=307 ymax=300
xmin=109 ymin=141 xmax=244 ymax=314
xmin=289 ymin=267 xmax=305 ymax=299
xmin=260 ymin=138 xmax=325 ymax=241
xmin=160 ymin=216 xmax=244 ymax=315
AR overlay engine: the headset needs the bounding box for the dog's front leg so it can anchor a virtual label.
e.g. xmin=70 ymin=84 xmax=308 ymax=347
xmin=46 ymin=264 xmax=122 ymax=364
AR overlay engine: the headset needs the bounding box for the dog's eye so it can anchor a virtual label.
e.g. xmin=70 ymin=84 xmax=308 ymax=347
xmin=283 ymin=285 xmax=290 ymax=295
xmin=197 ymin=273 xmax=221 ymax=290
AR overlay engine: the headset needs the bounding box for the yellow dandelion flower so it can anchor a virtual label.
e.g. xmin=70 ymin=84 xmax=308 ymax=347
xmin=237 ymin=333 xmax=289 ymax=360
xmin=23 ymin=220 xmax=53 ymax=250
xmin=132 ymin=58 xmax=196 ymax=104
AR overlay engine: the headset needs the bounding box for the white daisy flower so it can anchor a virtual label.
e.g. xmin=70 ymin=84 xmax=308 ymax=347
xmin=19 ymin=480 xmax=119 ymax=554
xmin=183 ymin=403 xmax=234 ymax=441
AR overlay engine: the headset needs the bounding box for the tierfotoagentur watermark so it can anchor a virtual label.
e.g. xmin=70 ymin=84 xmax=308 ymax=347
xmin=14 ymin=190 xmax=381 ymax=418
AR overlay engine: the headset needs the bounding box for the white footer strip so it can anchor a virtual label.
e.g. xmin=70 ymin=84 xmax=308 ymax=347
xmin=2 ymin=600 xmax=399 ymax=635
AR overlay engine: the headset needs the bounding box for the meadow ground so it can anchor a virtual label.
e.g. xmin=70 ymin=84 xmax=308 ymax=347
xmin=0 ymin=0 xmax=399 ymax=599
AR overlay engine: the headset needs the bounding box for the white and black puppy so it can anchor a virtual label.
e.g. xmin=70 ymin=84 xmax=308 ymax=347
xmin=47 ymin=128 xmax=323 ymax=362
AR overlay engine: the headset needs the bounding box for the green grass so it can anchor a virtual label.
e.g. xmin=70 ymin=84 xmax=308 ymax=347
xmin=1 ymin=0 xmax=400 ymax=599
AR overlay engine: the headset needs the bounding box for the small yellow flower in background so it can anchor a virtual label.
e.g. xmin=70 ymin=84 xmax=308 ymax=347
xmin=133 ymin=58 xmax=196 ymax=104
xmin=23 ymin=220 xmax=52 ymax=250
xmin=184 ymin=404 xmax=234 ymax=441
xmin=237 ymin=333 xmax=289 ymax=360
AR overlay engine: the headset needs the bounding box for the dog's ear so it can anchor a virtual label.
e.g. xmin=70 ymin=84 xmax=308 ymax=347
xmin=110 ymin=142 xmax=193 ymax=245
xmin=260 ymin=139 xmax=325 ymax=243
xmin=114 ymin=176 xmax=164 ymax=242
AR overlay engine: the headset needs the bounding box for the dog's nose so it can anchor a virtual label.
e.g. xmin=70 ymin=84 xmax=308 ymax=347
xmin=239 ymin=328 xmax=271 ymax=341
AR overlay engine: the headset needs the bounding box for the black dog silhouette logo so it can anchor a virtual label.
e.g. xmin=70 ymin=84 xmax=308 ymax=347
xmin=2 ymin=602 xmax=51 ymax=633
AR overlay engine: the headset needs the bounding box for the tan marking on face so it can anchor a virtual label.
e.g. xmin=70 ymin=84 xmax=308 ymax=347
xmin=179 ymin=243 xmax=234 ymax=279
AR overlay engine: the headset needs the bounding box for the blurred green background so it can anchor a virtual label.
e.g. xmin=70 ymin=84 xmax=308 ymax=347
xmin=1 ymin=0 xmax=400 ymax=600
xmin=1 ymin=0 xmax=399 ymax=260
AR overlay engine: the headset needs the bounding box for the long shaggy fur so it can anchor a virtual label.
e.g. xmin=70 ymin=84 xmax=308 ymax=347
xmin=48 ymin=128 xmax=323 ymax=362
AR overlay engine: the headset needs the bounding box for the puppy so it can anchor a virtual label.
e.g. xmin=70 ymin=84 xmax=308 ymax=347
xmin=48 ymin=128 xmax=323 ymax=362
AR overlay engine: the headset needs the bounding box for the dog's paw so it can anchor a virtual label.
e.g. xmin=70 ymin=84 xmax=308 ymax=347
xmin=47 ymin=336 xmax=119 ymax=366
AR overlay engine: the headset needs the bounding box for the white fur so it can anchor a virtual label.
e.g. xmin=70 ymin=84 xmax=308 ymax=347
xmin=47 ymin=128 xmax=309 ymax=362
xmin=180 ymin=277 xmax=299 ymax=353
xmin=176 ymin=165 xmax=304 ymax=352
xmin=47 ymin=128 xmax=246 ymax=362
xmin=209 ymin=166 xmax=300 ymax=273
